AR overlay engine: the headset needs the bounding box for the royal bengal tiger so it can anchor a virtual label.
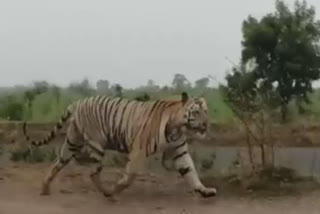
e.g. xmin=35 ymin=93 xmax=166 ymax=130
xmin=22 ymin=92 xmax=217 ymax=199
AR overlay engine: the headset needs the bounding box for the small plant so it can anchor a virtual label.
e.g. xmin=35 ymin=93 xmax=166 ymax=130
xmin=200 ymin=152 xmax=216 ymax=172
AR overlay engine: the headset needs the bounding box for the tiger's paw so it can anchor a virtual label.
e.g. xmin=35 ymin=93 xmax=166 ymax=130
xmin=194 ymin=187 xmax=217 ymax=198
xmin=40 ymin=184 xmax=51 ymax=196
xmin=103 ymin=192 xmax=119 ymax=203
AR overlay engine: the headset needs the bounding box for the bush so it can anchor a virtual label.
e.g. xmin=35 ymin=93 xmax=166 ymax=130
xmin=134 ymin=93 xmax=150 ymax=101
xmin=0 ymin=96 xmax=24 ymax=120
xmin=10 ymin=145 xmax=57 ymax=163
xmin=200 ymin=152 xmax=216 ymax=172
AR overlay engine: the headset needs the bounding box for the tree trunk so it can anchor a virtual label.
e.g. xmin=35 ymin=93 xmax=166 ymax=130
xmin=260 ymin=144 xmax=266 ymax=168
xmin=281 ymin=103 xmax=288 ymax=122
xmin=246 ymin=131 xmax=255 ymax=172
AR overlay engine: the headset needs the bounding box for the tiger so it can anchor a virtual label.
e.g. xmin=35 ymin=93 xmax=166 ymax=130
xmin=22 ymin=92 xmax=217 ymax=199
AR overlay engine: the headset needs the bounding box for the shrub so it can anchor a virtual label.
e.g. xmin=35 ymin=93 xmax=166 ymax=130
xmin=10 ymin=145 xmax=57 ymax=163
xmin=0 ymin=96 xmax=24 ymax=120
xmin=200 ymin=152 xmax=216 ymax=172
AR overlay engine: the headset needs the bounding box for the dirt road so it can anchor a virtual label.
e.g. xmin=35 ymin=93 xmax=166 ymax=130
xmin=0 ymin=163 xmax=319 ymax=214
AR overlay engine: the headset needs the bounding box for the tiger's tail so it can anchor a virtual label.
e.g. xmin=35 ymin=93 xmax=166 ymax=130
xmin=23 ymin=108 xmax=73 ymax=147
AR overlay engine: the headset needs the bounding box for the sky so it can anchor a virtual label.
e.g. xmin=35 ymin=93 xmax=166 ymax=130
xmin=1 ymin=0 xmax=320 ymax=88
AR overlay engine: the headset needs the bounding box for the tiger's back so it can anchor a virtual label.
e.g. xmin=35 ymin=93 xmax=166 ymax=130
xmin=72 ymin=95 xmax=180 ymax=154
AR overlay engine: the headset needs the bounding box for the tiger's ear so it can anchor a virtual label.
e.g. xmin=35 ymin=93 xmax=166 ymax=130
xmin=199 ymin=97 xmax=208 ymax=108
xmin=181 ymin=92 xmax=189 ymax=104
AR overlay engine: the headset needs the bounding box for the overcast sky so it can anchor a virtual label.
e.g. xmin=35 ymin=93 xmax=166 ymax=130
xmin=1 ymin=0 xmax=320 ymax=88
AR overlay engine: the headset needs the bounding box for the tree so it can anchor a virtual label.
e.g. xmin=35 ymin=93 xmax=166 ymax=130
xmin=144 ymin=79 xmax=160 ymax=91
xmin=23 ymin=81 xmax=50 ymax=119
xmin=33 ymin=81 xmax=49 ymax=94
xmin=51 ymin=85 xmax=61 ymax=103
xmin=241 ymin=0 xmax=320 ymax=121
xmin=96 ymin=79 xmax=110 ymax=93
xmin=195 ymin=77 xmax=210 ymax=89
xmin=68 ymin=78 xmax=94 ymax=96
xmin=147 ymin=79 xmax=155 ymax=88
xmin=172 ymin=73 xmax=190 ymax=91
xmin=112 ymin=84 xmax=123 ymax=97
xmin=221 ymin=63 xmax=279 ymax=171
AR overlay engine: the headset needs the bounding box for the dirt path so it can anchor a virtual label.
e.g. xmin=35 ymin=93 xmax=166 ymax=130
xmin=0 ymin=163 xmax=319 ymax=214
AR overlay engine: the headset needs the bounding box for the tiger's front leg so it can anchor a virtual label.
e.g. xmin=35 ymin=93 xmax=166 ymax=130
xmin=172 ymin=141 xmax=217 ymax=198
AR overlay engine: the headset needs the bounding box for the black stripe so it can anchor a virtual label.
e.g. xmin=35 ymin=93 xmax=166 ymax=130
xmin=174 ymin=141 xmax=186 ymax=150
xmin=67 ymin=138 xmax=76 ymax=146
xmin=61 ymin=110 xmax=71 ymax=122
xmin=96 ymin=96 xmax=106 ymax=126
xmin=50 ymin=130 xmax=55 ymax=138
xmin=94 ymin=96 xmax=104 ymax=129
xmin=106 ymin=98 xmax=118 ymax=130
xmin=90 ymin=165 xmax=103 ymax=177
xmin=111 ymin=99 xmax=125 ymax=135
xmin=165 ymin=122 xmax=171 ymax=143
xmin=106 ymin=98 xmax=122 ymax=146
xmin=173 ymin=151 xmax=187 ymax=161
xmin=102 ymin=97 xmax=112 ymax=138
xmin=56 ymin=122 xmax=62 ymax=129
xmin=87 ymin=143 xmax=105 ymax=157
xmin=178 ymin=167 xmax=191 ymax=177
xmin=107 ymin=98 xmax=122 ymax=150
xmin=90 ymin=96 xmax=99 ymax=129
xmin=115 ymin=101 xmax=130 ymax=152
xmin=93 ymin=96 xmax=105 ymax=139
xmin=69 ymin=147 xmax=81 ymax=152
xmin=139 ymin=100 xmax=162 ymax=136
xmin=126 ymin=101 xmax=138 ymax=135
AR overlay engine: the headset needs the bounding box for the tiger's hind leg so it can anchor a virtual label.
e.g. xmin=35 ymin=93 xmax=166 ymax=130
xmin=41 ymin=121 xmax=83 ymax=195
xmin=87 ymin=141 xmax=112 ymax=197
xmin=108 ymin=147 xmax=145 ymax=198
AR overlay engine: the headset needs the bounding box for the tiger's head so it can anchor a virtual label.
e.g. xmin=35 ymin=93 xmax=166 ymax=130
xmin=180 ymin=92 xmax=209 ymax=139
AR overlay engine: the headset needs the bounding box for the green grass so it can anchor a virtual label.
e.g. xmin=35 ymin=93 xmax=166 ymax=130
xmin=0 ymin=87 xmax=319 ymax=124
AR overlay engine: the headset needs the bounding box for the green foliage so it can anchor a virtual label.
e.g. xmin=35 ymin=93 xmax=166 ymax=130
xmin=0 ymin=95 xmax=24 ymax=120
xmin=134 ymin=93 xmax=151 ymax=101
xmin=68 ymin=78 xmax=95 ymax=97
xmin=0 ymin=74 xmax=318 ymax=124
xmin=10 ymin=146 xmax=57 ymax=163
xmin=96 ymin=79 xmax=110 ymax=94
xmin=112 ymin=84 xmax=123 ymax=97
xmin=195 ymin=77 xmax=210 ymax=89
xmin=172 ymin=73 xmax=191 ymax=91
xmin=241 ymin=0 xmax=320 ymax=121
